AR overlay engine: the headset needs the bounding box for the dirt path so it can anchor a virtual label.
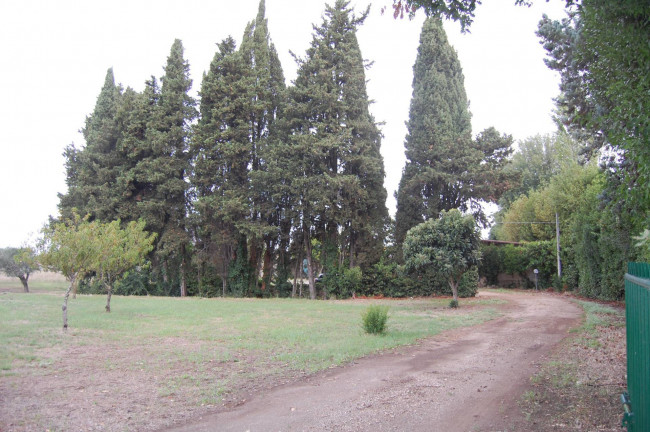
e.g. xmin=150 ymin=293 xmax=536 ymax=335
xmin=163 ymin=291 xmax=582 ymax=432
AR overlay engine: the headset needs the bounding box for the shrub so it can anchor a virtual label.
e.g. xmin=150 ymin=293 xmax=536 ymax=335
xmin=361 ymin=305 xmax=389 ymax=335
xmin=449 ymin=299 xmax=458 ymax=308
xmin=478 ymin=241 xmax=556 ymax=289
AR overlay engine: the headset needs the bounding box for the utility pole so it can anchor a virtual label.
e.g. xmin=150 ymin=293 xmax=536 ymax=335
xmin=556 ymin=212 xmax=562 ymax=279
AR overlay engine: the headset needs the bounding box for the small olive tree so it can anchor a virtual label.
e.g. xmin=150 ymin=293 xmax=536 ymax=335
xmin=38 ymin=216 xmax=98 ymax=330
xmin=94 ymin=219 xmax=156 ymax=312
xmin=403 ymin=209 xmax=481 ymax=303
xmin=39 ymin=215 xmax=155 ymax=329
xmin=0 ymin=247 xmax=38 ymax=293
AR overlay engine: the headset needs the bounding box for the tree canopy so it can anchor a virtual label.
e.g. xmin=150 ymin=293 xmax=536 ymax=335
xmin=394 ymin=17 xmax=513 ymax=254
xmin=38 ymin=215 xmax=155 ymax=328
xmin=403 ymin=209 xmax=481 ymax=302
xmin=0 ymin=247 xmax=37 ymax=293
xmin=537 ymin=1 xmax=650 ymax=205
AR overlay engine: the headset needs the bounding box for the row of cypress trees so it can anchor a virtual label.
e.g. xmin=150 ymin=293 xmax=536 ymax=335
xmin=59 ymin=1 xmax=390 ymax=298
xmin=59 ymin=1 xmax=515 ymax=298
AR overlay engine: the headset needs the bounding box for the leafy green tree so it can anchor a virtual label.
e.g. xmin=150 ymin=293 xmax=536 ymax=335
xmin=0 ymin=247 xmax=38 ymax=293
xmin=537 ymin=1 xmax=649 ymax=207
xmin=93 ymin=219 xmax=156 ymax=312
xmin=38 ymin=215 xmax=99 ymax=330
xmin=239 ymin=0 xmax=290 ymax=294
xmin=394 ymin=17 xmax=512 ymax=252
xmin=192 ymin=0 xmax=287 ymax=297
xmin=38 ymin=215 xmax=156 ymax=327
xmin=403 ymin=209 xmax=481 ymax=303
xmin=499 ymin=133 xmax=584 ymax=208
xmin=282 ymin=0 xmax=389 ymax=298
xmin=191 ymin=36 xmax=245 ymax=296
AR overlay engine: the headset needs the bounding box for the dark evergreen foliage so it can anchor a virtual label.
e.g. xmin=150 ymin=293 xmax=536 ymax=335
xmin=191 ymin=0 xmax=288 ymax=297
xmin=394 ymin=18 xmax=513 ymax=255
xmin=280 ymin=0 xmax=389 ymax=298
xmin=59 ymin=68 xmax=124 ymax=222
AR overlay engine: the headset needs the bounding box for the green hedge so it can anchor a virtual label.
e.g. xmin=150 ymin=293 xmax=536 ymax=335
xmin=478 ymin=241 xmax=556 ymax=289
xmin=360 ymin=260 xmax=478 ymax=298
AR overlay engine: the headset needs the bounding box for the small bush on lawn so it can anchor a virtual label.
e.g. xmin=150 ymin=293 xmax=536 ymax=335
xmin=449 ymin=299 xmax=459 ymax=308
xmin=361 ymin=305 xmax=389 ymax=335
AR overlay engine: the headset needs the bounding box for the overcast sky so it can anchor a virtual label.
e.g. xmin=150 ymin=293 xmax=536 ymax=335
xmin=0 ymin=0 xmax=567 ymax=248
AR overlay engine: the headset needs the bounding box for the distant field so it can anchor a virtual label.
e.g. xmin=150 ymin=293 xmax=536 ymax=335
xmin=0 ymin=290 xmax=503 ymax=431
xmin=0 ymin=271 xmax=67 ymax=293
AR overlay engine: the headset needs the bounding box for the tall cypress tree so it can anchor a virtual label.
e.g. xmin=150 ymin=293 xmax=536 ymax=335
xmin=134 ymin=39 xmax=197 ymax=294
xmin=394 ymin=18 xmax=512 ymax=253
xmin=283 ymin=0 xmax=388 ymax=298
xmin=240 ymin=0 xmax=289 ymax=294
xmin=59 ymin=68 xmax=124 ymax=222
xmin=114 ymin=78 xmax=160 ymax=222
xmin=192 ymin=37 xmax=251 ymax=296
xmin=192 ymin=0 xmax=288 ymax=296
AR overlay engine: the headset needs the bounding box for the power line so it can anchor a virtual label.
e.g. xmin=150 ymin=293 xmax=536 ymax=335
xmin=492 ymin=214 xmax=563 ymax=279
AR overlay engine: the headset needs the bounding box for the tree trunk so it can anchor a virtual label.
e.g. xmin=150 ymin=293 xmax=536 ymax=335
xmin=304 ymin=230 xmax=316 ymax=300
xmin=197 ymin=262 xmax=203 ymax=298
xmin=222 ymin=277 xmax=227 ymax=297
xmin=248 ymin=237 xmax=261 ymax=294
xmin=162 ymin=260 xmax=169 ymax=284
xmin=349 ymin=230 xmax=357 ymax=269
xmin=261 ymin=242 xmax=273 ymax=292
xmin=180 ymin=256 xmax=187 ymax=297
xmin=19 ymin=275 xmax=29 ymax=293
xmin=292 ymin=244 xmax=303 ymax=298
xmin=105 ymin=282 xmax=112 ymax=312
xmin=449 ymin=278 xmax=459 ymax=303
xmin=62 ymin=276 xmax=75 ymax=331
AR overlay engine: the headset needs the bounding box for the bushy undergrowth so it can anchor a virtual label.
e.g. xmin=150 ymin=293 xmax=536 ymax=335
xmin=361 ymin=305 xmax=389 ymax=335
xmin=360 ymin=260 xmax=479 ymax=298
xmin=479 ymin=242 xmax=556 ymax=289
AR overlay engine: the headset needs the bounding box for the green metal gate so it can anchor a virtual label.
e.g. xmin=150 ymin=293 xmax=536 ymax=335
xmin=623 ymin=262 xmax=650 ymax=431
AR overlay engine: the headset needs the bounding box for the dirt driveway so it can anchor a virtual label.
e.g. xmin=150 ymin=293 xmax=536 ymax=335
xmin=163 ymin=291 xmax=582 ymax=432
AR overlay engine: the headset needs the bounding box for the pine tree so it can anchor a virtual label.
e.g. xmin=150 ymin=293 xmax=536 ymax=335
xmin=394 ymin=18 xmax=512 ymax=253
xmin=283 ymin=0 xmax=389 ymax=298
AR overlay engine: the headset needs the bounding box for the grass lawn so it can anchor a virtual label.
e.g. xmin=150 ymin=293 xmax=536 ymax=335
xmin=0 ymin=291 xmax=503 ymax=375
xmin=0 ymin=285 xmax=503 ymax=431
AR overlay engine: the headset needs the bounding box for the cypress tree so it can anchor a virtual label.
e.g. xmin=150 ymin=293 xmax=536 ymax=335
xmin=59 ymin=68 xmax=124 ymax=222
xmin=134 ymin=39 xmax=197 ymax=295
xmin=394 ymin=18 xmax=512 ymax=253
xmin=192 ymin=36 xmax=251 ymax=296
xmin=283 ymin=0 xmax=388 ymax=298
xmin=192 ymin=1 xmax=288 ymax=296
xmin=240 ymin=0 xmax=289 ymax=294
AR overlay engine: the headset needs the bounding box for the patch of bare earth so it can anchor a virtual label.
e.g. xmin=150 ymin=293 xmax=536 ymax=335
xmin=513 ymin=297 xmax=627 ymax=431
xmin=0 ymin=335 xmax=309 ymax=432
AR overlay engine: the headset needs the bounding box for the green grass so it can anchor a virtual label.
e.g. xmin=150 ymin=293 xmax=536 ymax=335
xmin=569 ymin=300 xmax=624 ymax=348
xmin=0 ymin=277 xmax=68 ymax=293
xmin=0 ymin=293 xmax=502 ymax=379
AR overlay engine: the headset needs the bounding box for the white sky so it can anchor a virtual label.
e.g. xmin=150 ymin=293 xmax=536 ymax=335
xmin=0 ymin=0 xmax=566 ymax=248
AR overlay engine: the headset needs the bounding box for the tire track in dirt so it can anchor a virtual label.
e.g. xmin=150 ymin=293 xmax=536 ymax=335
xmin=163 ymin=291 xmax=582 ymax=432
